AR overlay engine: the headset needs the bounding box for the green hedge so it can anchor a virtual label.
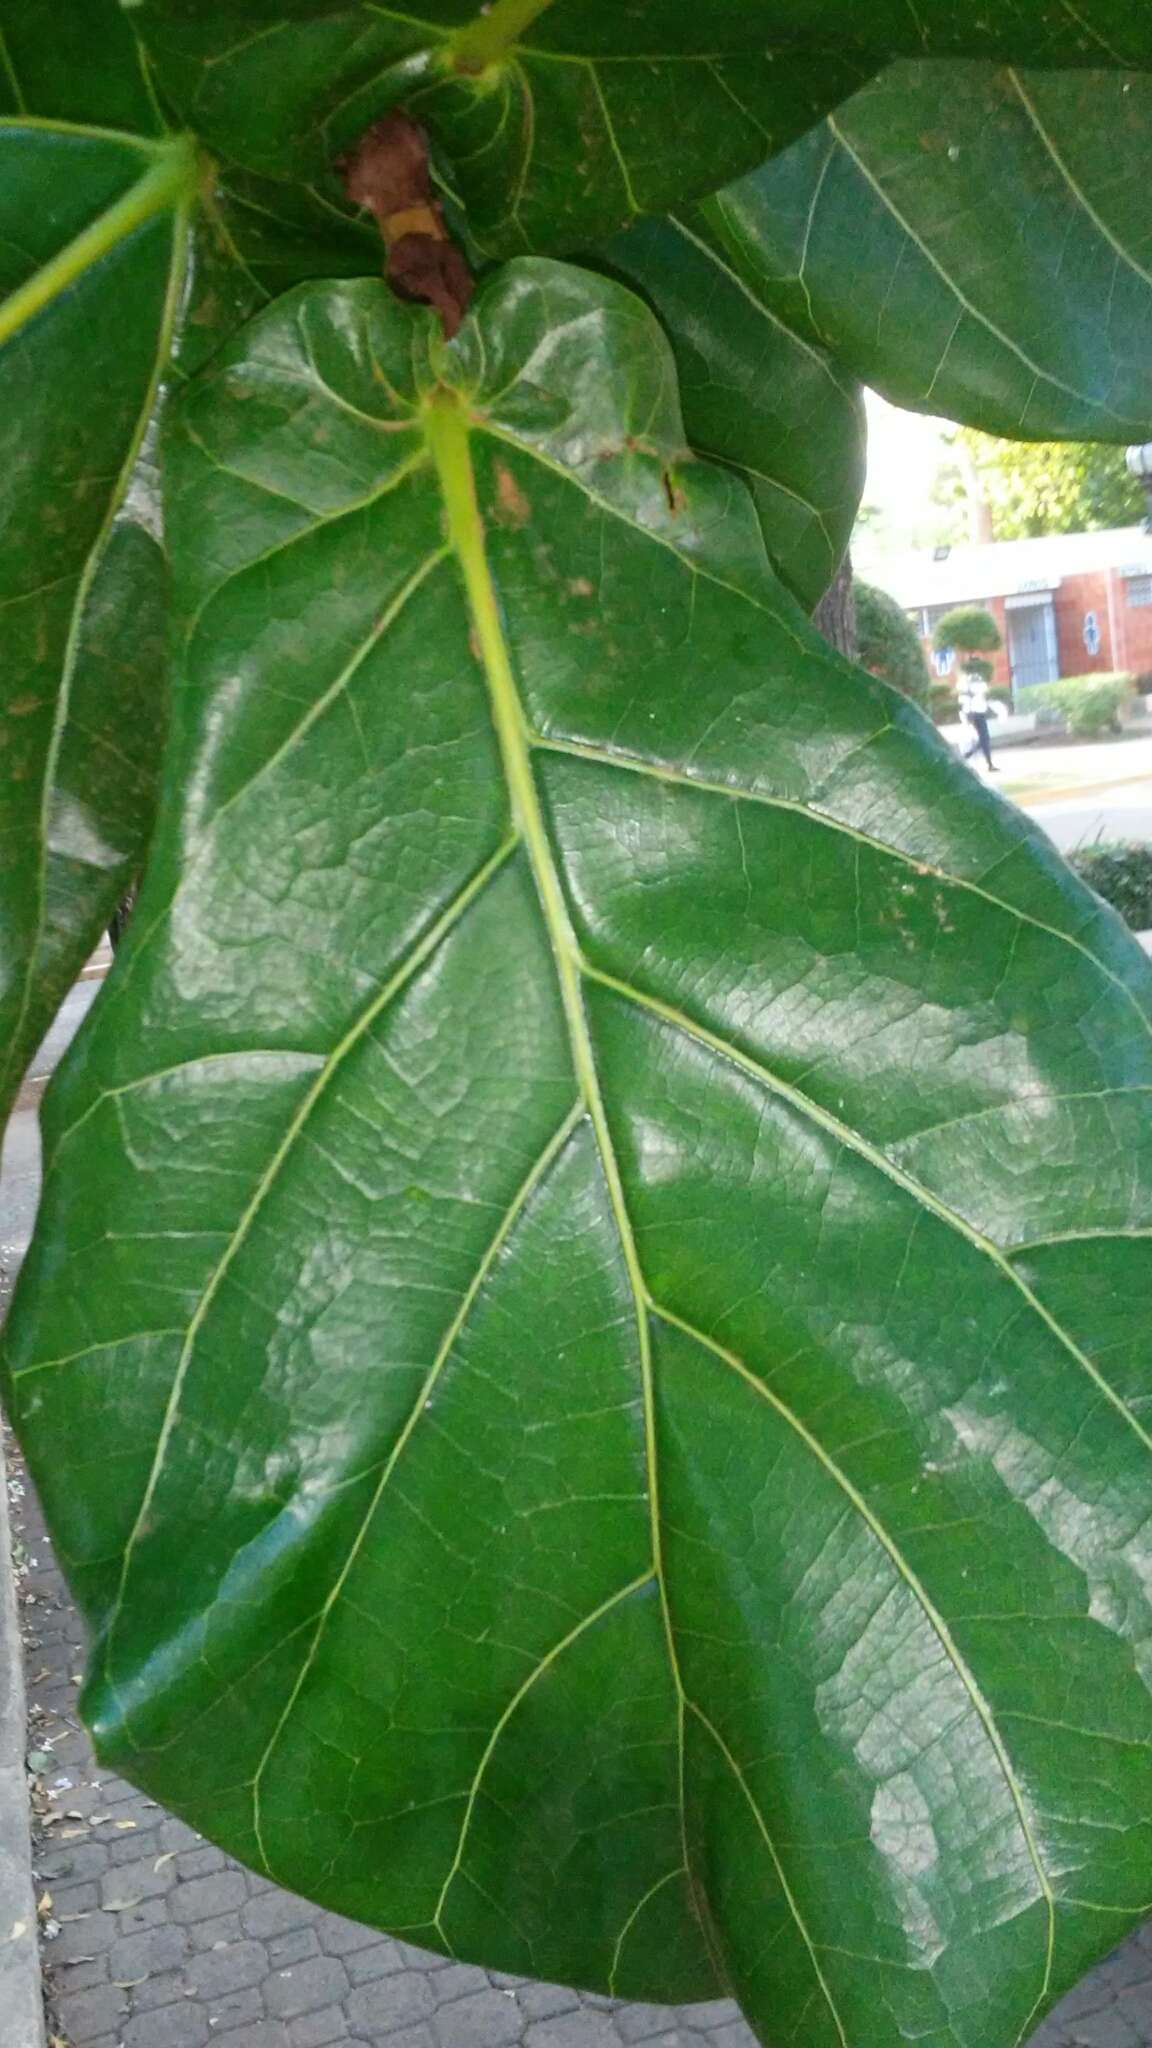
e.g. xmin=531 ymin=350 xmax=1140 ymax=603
xmin=1070 ymin=842 xmax=1152 ymax=930
xmin=1016 ymin=671 xmax=1134 ymax=734
xmin=855 ymin=582 xmax=933 ymax=705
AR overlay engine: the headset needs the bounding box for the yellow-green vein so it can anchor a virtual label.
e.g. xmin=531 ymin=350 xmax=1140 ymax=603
xmin=0 ymin=162 xmax=194 ymax=1113
xmin=251 ymin=1095 xmax=586 ymax=1876
xmin=0 ymin=133 xmax=196 ymax=350
xmin=527 ymin=729 xmax=1152 ymax=1047
xmin=826 ymin=113 xmax=1107 ymax=422
xmin=433 ymin=1570 xmax=655 ymax=1942
xmin=588 ymin=961 xmax=1152 ymax=1459
xmin=424 ymin=387 xmax=699 ymax=1946
xmin=686 ymin=1700 xmax=851 ymax=2048
xmin=657 ymin=1305 xmax=1055 ymax=2041
xmin=97 ymin=834 xmax=519 ymax=1712
xmin=608 ymin=1866 xmax=686 ymax=1996
xmin=1008 ymin=70 xmax=1152 ymax=289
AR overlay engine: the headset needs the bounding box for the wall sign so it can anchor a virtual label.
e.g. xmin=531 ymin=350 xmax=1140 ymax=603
xmin=1083 ymin=610 xmax=1101 ymax=657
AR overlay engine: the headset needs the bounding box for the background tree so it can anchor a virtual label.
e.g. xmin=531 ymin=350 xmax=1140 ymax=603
xmin=936 ymin=429 xmax=1145 ymax=538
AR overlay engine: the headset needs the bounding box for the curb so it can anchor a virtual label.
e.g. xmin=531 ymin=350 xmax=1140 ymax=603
xmin=1011 ymin=766 xmax=1152 ymax=806
xmin=0 ymin=1423 xmax=45 ymax=2047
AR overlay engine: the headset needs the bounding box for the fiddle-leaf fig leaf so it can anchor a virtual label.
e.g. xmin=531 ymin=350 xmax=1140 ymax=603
xmin=7 ymin=261 xmax=1152 ymax=2048
xmin=599 ymin=214 xmax=865 ymax=611
xmin=0 ymin=0 xmax=163 ymax=132
xmin=130 ymin=1 xmax=1152 ymax=255
xmin=701 ymin=61 xmax=1152 ymax=441
xmin=129 ymin=0 xmax=873 ymax=253
xmin=0 ymin=115 xmax=197 ymax=1121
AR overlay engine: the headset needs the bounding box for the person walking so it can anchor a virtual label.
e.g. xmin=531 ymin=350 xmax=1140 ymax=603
xmin=958 ymin=670 xmax=1001 ymax=771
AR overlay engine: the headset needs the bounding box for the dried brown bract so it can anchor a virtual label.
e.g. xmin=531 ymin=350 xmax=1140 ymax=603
xmin=338 ymin=111 xmax=473 ymax=338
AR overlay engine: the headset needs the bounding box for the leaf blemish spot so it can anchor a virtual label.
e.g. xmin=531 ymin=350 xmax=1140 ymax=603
xmin=494 ymin=464 xmax=531 ymax=527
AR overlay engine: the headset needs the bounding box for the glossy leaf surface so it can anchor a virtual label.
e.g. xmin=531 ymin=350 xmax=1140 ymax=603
xmin=8 ymin=262 xmax=1152 ymax=2048
xmin=131 ymin=0 xmax=874 ymax=253
xmin=600 ymin=215 xmax=865 ymax=610
xmin=0 ymin=0 xmax=162 ymax=131
xmin=0 ymin=117 xmax=195 ymax=1119
xmin=130 ymin=1 xmax=1152 ymax=255
xmin=703 ymin=62 xmax=1152 ymax=441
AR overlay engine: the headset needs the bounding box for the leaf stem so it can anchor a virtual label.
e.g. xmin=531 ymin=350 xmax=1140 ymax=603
xmin=447 ymin=0 xmax=556 ymax=73
xmin=0 ymin=133 xmax=197 ymax=350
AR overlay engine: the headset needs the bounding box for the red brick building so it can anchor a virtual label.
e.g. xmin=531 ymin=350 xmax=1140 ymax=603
xmin=857 ymin=526 xmax=1152 ymax=700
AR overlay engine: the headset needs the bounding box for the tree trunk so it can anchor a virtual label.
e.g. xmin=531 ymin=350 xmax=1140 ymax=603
xmin=108 ymin=883 xmax=137 ymax=951
xmin=813 ymin=550 xmax=857 ymax=661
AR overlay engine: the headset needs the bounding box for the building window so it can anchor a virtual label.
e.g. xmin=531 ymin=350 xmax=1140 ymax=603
xmin=913 ymin=603 xmax=964 ymax=638
xmin=1128 ymin=575 xmax=1152 ymax=607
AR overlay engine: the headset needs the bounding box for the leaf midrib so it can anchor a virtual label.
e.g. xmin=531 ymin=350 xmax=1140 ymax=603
xmin=423 ymin=388 xmax=714 ymax=1974
xmin=423 ymin=392 xmax=673 ymax=1606
xmin=0 ymin=132 xmax=196 ymax=350
xmin=0 ymin=147 xmax=195 ymax=1115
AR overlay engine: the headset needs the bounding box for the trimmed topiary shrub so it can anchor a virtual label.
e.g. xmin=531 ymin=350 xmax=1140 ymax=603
xmin=1070 ymin=842 xmax=1152 ymax=929
xmin=1016 ymin=672 xmax=1134 ymax=735
xmin=932 ymin=604 xmax=1002 ymax=655
xmin=855 ymin=582 xmax=933 ymax=705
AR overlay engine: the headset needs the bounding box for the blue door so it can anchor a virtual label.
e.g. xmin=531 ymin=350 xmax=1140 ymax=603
xmin=1007 ymin=599 xmax=1059 ymax=690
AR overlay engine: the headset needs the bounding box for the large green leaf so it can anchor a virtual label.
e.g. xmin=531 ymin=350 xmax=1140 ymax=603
xmin=130 ymin=1 xmax=1152 ymax=255
xmin=600 ymin=215 xmax=865 ymax=611
xmin=7 ymin=261 xmax=1152 ymax=2048
xmin=129 ymin=0 xmax=872 ymax=253
xmin=0 ymin=0 xmax=392 ymax=1122
xmin=701 ymin=62 xmax=1152 ymax=441
xmin=0 ymin=118 xmax=197 ymax=1120
xmin=0 ymin=0 xmax=164 ymax=130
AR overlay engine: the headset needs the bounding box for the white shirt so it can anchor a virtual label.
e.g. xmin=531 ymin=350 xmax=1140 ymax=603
xmin=959 ymin=676 xmax=991 ymax=715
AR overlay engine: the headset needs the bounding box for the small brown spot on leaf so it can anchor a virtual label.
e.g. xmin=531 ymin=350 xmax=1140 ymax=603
xmin=494 ymin=464 xmax=531 ymax=527
xmin=662 ymin=468 xmax=686 ymax=515
xmin=568 ymin=577 xmax=594 ymax=598
xmin=8 ymin=696 xmax=43 ymax=717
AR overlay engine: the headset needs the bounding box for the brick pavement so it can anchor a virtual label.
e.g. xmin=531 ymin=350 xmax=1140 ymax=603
xmin=9 ymin=1434 xmax=1152 ymax=2048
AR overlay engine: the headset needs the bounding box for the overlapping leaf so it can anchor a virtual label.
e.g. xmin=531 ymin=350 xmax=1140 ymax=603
xmin=701 ymin=62 xmax=1152 ymax=441
xmin=0 ymin=107 xmax=196 ymax=1121
xmin=127 ymin=0 xmax=869 ymax=252
xmin=130 ymin=1 xmax=1152 ymax=255
xmin=601 ymin=215 xmax=865 ymax=610
xmin=0 ymin=0 xmax=164 ymax=131
xmin=0 ymin=0 xmax=394 ymax=1123
xmin=7 ymin=262 xmax=1152 ymax=2048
